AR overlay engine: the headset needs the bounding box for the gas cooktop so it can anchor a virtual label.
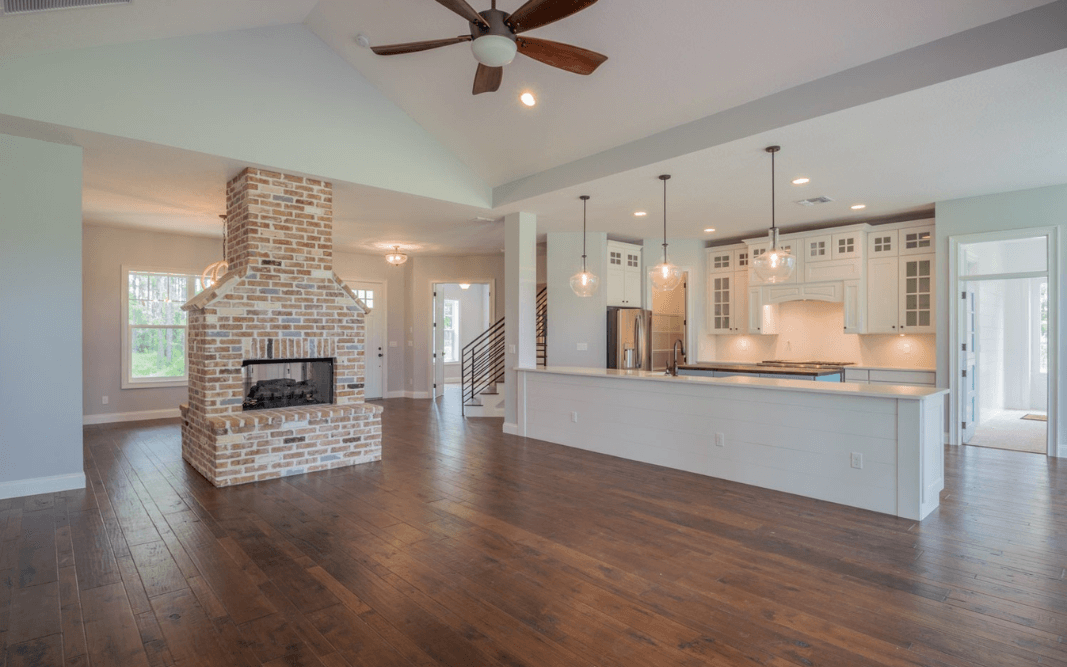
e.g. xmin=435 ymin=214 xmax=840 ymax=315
xmin=758 ymin=360 xmax=855 ymax=370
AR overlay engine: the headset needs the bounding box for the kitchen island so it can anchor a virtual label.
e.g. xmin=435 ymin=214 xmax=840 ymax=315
xmin=515 ymin=367 xmax=947 ymax=520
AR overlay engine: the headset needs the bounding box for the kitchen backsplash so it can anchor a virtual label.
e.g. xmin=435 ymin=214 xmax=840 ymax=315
xmin=709 ymin=301 xmax=935 ymax=368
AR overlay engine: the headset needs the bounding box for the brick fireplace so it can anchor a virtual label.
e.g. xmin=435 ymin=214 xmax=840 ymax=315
xmin=180 ymin=167 xmax=381 ymax=487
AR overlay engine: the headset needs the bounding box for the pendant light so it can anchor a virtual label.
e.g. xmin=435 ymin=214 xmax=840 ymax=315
xmin=201 ymin=214 xmax=229 ymax=289
xmin=569 ymin=195 xmax=600 ymax=297
xmin=649 ymin=174 xmax=683 ymax=292
xmin=751 ymin=145 xmax=796 ymax=283
xmin=385 ymin=245 xmax=408 ymax=266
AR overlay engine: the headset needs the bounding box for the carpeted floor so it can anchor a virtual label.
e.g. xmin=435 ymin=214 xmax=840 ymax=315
xmin=968 ymin=408 xmax=1047 ymax=454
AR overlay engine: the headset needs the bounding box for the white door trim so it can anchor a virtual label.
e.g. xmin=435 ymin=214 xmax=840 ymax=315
xmin=948 ymin=225 xmax=1058 ymax=456
xmin=428 ymin=279 xmax=497 ymax=399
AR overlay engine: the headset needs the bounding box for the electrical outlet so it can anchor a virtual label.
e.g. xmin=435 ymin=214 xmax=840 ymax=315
xmin=851 ymin=452 xmax=863 ymax=469
xmin=577 ymin=342 xmax=588 ymax=351
xmin=714 ymin=432 xmax=725 ymax=447
xmin=102 ymin=396 xmax=109 ymax=405
xmin=509 ymin=345 xmax=517 ymax=354
xmin=571 ymin=412 xmax=579 ymax=423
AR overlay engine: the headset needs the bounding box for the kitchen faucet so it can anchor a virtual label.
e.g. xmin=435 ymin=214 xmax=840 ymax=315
xmin=668 ymin=339 xmax=686 ymax=376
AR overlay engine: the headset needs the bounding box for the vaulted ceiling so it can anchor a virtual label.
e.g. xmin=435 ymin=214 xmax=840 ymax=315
xmin=1 ymin=0 xmax=1065 ymax=255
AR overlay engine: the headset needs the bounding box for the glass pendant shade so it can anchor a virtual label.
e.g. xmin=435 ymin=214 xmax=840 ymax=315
xmin=649 ymin=260 xmax=684 ymax=292
xmin=570 ymin=195 xmax=599 ymax=297
xmin=752 ymin=145 xmax=796 ymax=283
xmin=569 ymin=270 xmax=600 ymax=297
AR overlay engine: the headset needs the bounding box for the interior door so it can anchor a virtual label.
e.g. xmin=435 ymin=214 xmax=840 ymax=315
xmin=961 ymin=283 xmax=977 ymax=443
xmin=433 ymin=286 xmax=444 ymax=398
xmin=347 ymin=281 xmax=384 ymax=400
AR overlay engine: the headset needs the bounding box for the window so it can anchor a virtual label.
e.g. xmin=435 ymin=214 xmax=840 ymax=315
xmin=123 ymin=269 xmax=204 ymax=388
xmin=442 ymin=299 xmax=460 ymax=363
xmin=351 ymin=288 xmax=374 ymax=309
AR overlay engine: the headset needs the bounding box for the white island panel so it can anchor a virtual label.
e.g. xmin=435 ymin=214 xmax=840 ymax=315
xmin=517 ymin=368 xmax=945 ymax=520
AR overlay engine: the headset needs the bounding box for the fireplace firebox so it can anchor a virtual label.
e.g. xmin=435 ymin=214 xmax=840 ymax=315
xmin=242 ymin=358 xmax=334 ymax=411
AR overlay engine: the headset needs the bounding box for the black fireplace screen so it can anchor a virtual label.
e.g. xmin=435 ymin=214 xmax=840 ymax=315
xmin=242 ymin=358 xmax=333 ymax=411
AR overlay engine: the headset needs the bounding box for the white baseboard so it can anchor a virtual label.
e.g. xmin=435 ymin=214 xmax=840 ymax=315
xmin=383 ymin=391 xmax=406 ymax=399
xmin=0 ymin=472 xmax=86 ymax=500
xmin=381 ymin=391 xmax=432 ymax=399
xmin=83 ymin=408 xmax=181 ymax=425
xmin=503 ymin=422 xmax=519 ymax=435
xmin=411 ymin=391 xmax=431 ymax=399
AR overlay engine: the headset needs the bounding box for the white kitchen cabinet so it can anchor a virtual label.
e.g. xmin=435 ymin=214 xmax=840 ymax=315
xmin=832 ymin=231 xmax=863 ymax=260
xmin=865 ymin=253 xmax=936 ymax=334
xmin=867 ymin=229 xmax=898 ymax=257
xmin=606 ymin=241 xmax=642 ymax=307
xmin=747 ymin=285 xmax=778 ymax=334
xmin=899 ymin=254 xmax=935 ymax=333
xmin=708 ymin=272 xmax=735 ymax=333
xmin=899 ymin=225 xmax=934 ymax=256
xmin=707 ymin=248 xmax=736 ymax=274
xmin=866 ymin=256 xmax=900 ymax=333
xmin=845 ymin=368 xmax=935 ymax=387
xmin=805 ymin=235 xmax=832 ymax=263
xmin=843 ymin=279 xmax=865 ymax=333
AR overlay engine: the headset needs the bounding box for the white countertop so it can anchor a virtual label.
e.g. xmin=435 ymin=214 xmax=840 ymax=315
xmin=518 ymin=366 xmax=947 ymax=400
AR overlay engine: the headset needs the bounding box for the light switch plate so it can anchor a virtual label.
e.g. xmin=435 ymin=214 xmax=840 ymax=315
xmin=389 ymin=341 xmax=398 ymax=348
xmin=851 ymin=452 xmax=863 ymax=469
xmin=509 ymin=345 xmax=516 ymax=354
xmin=714 ymin=433 xmax=724 ymax=447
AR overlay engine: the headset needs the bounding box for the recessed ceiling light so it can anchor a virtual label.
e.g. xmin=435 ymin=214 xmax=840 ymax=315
xmin=634 ymin=211 xmax=647 ymax=217
xmin=792 ymin=177 xmax=810 ymax=185
xmin=704 ymin=228 xmax=716 ymax=233
xmin=851 ymin=204 xmax=867 ymax=210
xmin=520 ymin=92 xmax=536 ymax=107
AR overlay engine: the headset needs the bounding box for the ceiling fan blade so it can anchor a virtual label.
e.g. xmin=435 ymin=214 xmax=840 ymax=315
xmin=517 ymin=36 xmax=607 ymax=75
xmin=473 ymin=64 xmax=503 ymax=95
xmin=506 ymin=0 xmax=598 ymax=33
xmin=435 ymin=0 xmax=489 ymax=28
xmin=371 ymin=35 xmax=472 ymax=56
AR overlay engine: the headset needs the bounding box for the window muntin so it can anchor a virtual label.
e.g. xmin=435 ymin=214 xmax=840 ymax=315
xmin=443 ymin=299 xmax=460 ymax=363
xmin=124 ymin=270 xmax=203 ymax=387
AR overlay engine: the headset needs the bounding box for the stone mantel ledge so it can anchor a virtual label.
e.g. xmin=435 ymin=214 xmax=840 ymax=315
xmin=180 ymin=402 xmax=382 ymax=433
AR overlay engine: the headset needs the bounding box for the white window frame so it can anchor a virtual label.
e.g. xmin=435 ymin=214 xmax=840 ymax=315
xmin=121 ymin=265 xmax=203 ymax=389
xmin=442 ymin=298 xmax=460 ymax=364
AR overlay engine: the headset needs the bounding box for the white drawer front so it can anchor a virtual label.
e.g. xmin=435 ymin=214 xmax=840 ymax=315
xmin=844 ymin=369 xmax=870 ymax=383
xmin=869 ymin=370 xmax=935 ymax=386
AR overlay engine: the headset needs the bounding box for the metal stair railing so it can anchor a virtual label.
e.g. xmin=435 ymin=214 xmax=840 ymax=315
xmin=461 ymin=317 xmax=506 ymax=416
xmin=536 ymin=286 xmax=547 ymax=368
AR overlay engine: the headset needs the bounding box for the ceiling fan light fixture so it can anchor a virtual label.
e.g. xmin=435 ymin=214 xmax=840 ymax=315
xmin=471 ymin=34 xmax=517 ymax=67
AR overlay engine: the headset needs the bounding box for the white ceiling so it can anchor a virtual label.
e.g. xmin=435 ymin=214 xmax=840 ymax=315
xmin=1 ymin=0 xmax=1065 ymax=257
xmin=306 ymin=0 xmax=1053 ymax=186
xmin=0 ymin=0 xmax=319 ymax=58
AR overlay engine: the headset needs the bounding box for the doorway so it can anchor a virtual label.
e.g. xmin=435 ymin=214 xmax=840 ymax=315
xmin=346 ymin=280 xmax=386 ymax=400
xmin=651 ymin=272 xmax=687 ymax=371
xmin=431 ymin=282 xmax=493 ymax=399
xmin=952 ymin=233 xmax=1056 ymax=455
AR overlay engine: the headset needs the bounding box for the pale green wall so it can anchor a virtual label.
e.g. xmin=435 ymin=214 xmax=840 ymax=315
xmin=936 ymin=183 xmax=1066 ymax=455
xmin=0 ymin=25 xmax=489 ymax=208
xmin=0 ymin=133 xmax=85 ymax=493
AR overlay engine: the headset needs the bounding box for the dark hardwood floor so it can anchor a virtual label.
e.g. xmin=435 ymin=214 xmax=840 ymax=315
xmin=3 ymin=390 xmax=1066 ymax=666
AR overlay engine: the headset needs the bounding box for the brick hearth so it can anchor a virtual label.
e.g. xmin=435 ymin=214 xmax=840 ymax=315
xmin=180 ymin=167 xmax=381 ymax=487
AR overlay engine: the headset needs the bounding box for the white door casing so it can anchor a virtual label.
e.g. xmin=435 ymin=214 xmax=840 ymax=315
xmin=961 ymin=283 xmax=977 ymax=443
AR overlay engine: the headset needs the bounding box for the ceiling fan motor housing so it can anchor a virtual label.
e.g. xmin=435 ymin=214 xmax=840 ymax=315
xmin=470 ymin=8 xmax=518 ymax=67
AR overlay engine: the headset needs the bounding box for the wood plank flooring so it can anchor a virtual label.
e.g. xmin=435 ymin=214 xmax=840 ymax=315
xmin=3 ymin=391 xmax=1066 ymax=666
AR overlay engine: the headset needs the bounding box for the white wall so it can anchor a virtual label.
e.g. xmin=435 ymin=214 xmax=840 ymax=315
xmin=937 ymin=184 xmax=1065 ymax=455
xmin=82 ymin=225 xmax=221 ymax=418
xmin=0 ymin=25 xmax=489 ymax=208
xmin=0 ymin=133 xmax=85 ymax=497
xmin=409 ymin=255 xmax=505 ymax=395
xmin=546 ymin=232 xmax=608 ymax=367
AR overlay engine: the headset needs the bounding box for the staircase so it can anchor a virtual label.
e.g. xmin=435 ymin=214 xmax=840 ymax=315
xmin=536 ymin=286 xmax=547 ymax=367
xmin=461 ymin=317 xmax=506 ymax=417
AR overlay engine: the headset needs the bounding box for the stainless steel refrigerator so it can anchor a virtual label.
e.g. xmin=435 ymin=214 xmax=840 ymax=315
xmin=607 ymin=307 xmax=652 ymax=370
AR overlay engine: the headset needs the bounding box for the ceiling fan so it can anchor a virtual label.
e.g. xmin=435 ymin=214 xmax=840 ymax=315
xmin=370 ymin=0 xmax=607 ymax=95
